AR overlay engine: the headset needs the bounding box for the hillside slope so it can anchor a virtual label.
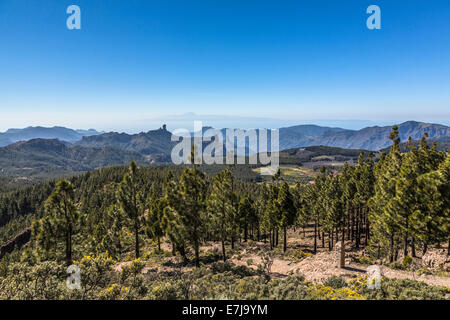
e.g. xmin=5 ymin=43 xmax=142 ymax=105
xmin=76 ymin=126 xmax=175 ymax=158
xmin=0 ymin=139 xmax=149 ymax=177
xmin=0 ymin=126 xmax=101 ymax=147
xmin=306 ymin=121 xmax=450 ymax=150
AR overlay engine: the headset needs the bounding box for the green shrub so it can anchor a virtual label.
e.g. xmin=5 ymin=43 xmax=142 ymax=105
xmin=350 ymin=276 xmax=449 ymax=300
xmin=389 ymin=261 xmax=406 ymax=270
xmin=402 ymin=255 xmax=413 ymax=268
xmin=323 ymin=276 xmax=348 ymax=289
xmin=417 ymin=267 xmax=433 ymax=276
xmin=359 ymin=255 xmax=372 ymax=265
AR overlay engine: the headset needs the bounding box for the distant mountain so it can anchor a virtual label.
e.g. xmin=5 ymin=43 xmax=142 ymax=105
xmin=0 ymin=126 xmax=102 ymax=147
xmin=74 ymin=121 xmax=450 ymax=156
xmin=278 ymin=121 xmax=450 ymax=150
xmin=278 ymin=125 xmax=346 ymax=150
xmin=0 ymin=139 xmax=151 ymax=177
xmin=75 ymin=126 xmax=175 ymax=158
xmin=1 ymin=121 xmax=448 ymax=180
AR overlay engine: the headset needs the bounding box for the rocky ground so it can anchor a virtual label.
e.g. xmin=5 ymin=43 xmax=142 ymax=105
xmin=114 ymin=228 xmax=450 ymax=288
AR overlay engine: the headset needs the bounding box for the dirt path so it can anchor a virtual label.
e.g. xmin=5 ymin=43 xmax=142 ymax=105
xmin=232 ymin=250 xmax=450 ymax=287
xmin=114 ymin=233 xmax=449 ymax=288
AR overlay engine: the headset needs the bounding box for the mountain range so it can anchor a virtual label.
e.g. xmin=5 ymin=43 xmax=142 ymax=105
xmin=0 ymin=121 xmax=449 ymax=179
xmin=0 ymin=126 xmax=102 ymax=147
xmin=75 ymin=121 xmax=450 ymax=152
xmin=278 ymin=121 xmax=450 ymax=150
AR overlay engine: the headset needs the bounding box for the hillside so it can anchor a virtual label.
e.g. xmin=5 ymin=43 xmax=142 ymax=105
xmin=0 ymin=126 xmax=101 ymax=147
xmin=278 ymin=125 xmax=346 ymax=150
xmin=0 ymin=139 xmax=150 ymax=178
xmin=303 ymin=121 xmax=450 ymax=150
xmin=76 ymin=126 xmax=175 ymax=158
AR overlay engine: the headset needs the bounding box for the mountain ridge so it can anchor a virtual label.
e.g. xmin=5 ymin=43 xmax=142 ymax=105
xmin=0 ymin=126 xmax=102 ymax=147
xmin=1 ymin=121 xmax=449 ymax=155
xmin=0 ymin=138 xmax=151 ymax=177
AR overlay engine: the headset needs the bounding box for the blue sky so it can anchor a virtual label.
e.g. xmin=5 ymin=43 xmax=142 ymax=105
xmin=0 ymin=0 xmax=450 ymax=132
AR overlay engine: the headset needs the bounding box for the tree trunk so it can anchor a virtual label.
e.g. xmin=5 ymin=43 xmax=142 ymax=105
xmin=355 ymin=210 xmax=360 ymax=249
xmin=194 ymin=238 xmax=200 ymax=268
xmin=244 ymin=224 xmax=248 ymax=242
xmin=389 ymin=234 xmax=394 ymax=263
xmin=66 ymin=229 xmax=72 ymax=267
xmin=313 ymin=222 xmax=317 ymax=254
xmin=157 ymin=237 xmax=161 ymax=251
xmin=222 ymin=239 xmax=226 ymax=262
xmin=411 ymin=237 xmax=416 ymax=258
xmin=328 ymin=234 xmax=332 ymax=251
xmin=172 ymin=242 xmax=176 ymax=256
xmin=283 ymin=227 xmax=287 ymax=252
xmin=447 ymin=239 xmax=450 ymax=256
xmin=135 ymin=225 xmax=140 ymax=259
xmin=179 ymin=245 xmax=188 ymax=263
xmin=365 ymin=219 xmax=370 ymax=246
xmin=351 ymin=213 xmax=355 ymax=242
xmin=269 ymin=230 xmax=273 ymax=249
xmin=423 ymin=242 xmax=428 ymax=255
xmin=339 ymin=230 xmax=345 ymax=268
xmin=403 ymin=235 xmax=408 ymax=258
xmin=321 ymin=231 xmax=325 ymax=248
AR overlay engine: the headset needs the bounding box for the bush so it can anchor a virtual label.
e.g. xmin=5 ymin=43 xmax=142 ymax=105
xmin=323 ymin=276 xmax=348 ymax=289
xmin=359 ymin=255 xmax=372 ymax=265
xmin=402 ymin=255 xmax=413 ymax=268
xmin=349 ymin=276 xmax=450 ymax=300
xmin=389 ymin=261 xmax=406 ymax=270
xmin=289 ymin=249 xmax=312 ymax=261
xmin=417 ymin=267 xmax=433 ymax=276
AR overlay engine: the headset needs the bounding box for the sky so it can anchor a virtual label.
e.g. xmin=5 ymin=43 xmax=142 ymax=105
xmin=0 ymin=0 xmax=450 ymax=132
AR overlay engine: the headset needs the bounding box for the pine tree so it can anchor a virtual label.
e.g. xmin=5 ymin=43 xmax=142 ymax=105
xmin=278 ymin=182 xmax=296 ymax=252
xmin=411 ymin=154 xmax=449 ymax=254
xmin=163 ymin=171 xmax=188 ymax=261
xmin=164 ymin=148 xmax=208 ymax=267
xmin=238 ymin=196 xmax=258 ymax=242
xmin=207 ymin=169 xmax=235 ymax=261
xmin=117 ymin=161 xmax=145 ymax=259
xmin=369 ymin=125 xmax=403 ymax=262
xmin=107 ymin=204 xmax=126 ymax=258
xmin=146 ymin=197 xmax=167 ymax=251
xmin=177 ymin=166 xmax=208 ymax=267
xmin=37 ymin=179 xmax=80 ymax=266
xmin=261 ymin=183 xmax=280 ymax=250
xmin=392 ymin=134 xmax=445 ymax=257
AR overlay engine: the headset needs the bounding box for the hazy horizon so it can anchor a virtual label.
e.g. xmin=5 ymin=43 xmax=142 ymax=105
xmin=1 ymin=114 xmax=449 ymax=134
